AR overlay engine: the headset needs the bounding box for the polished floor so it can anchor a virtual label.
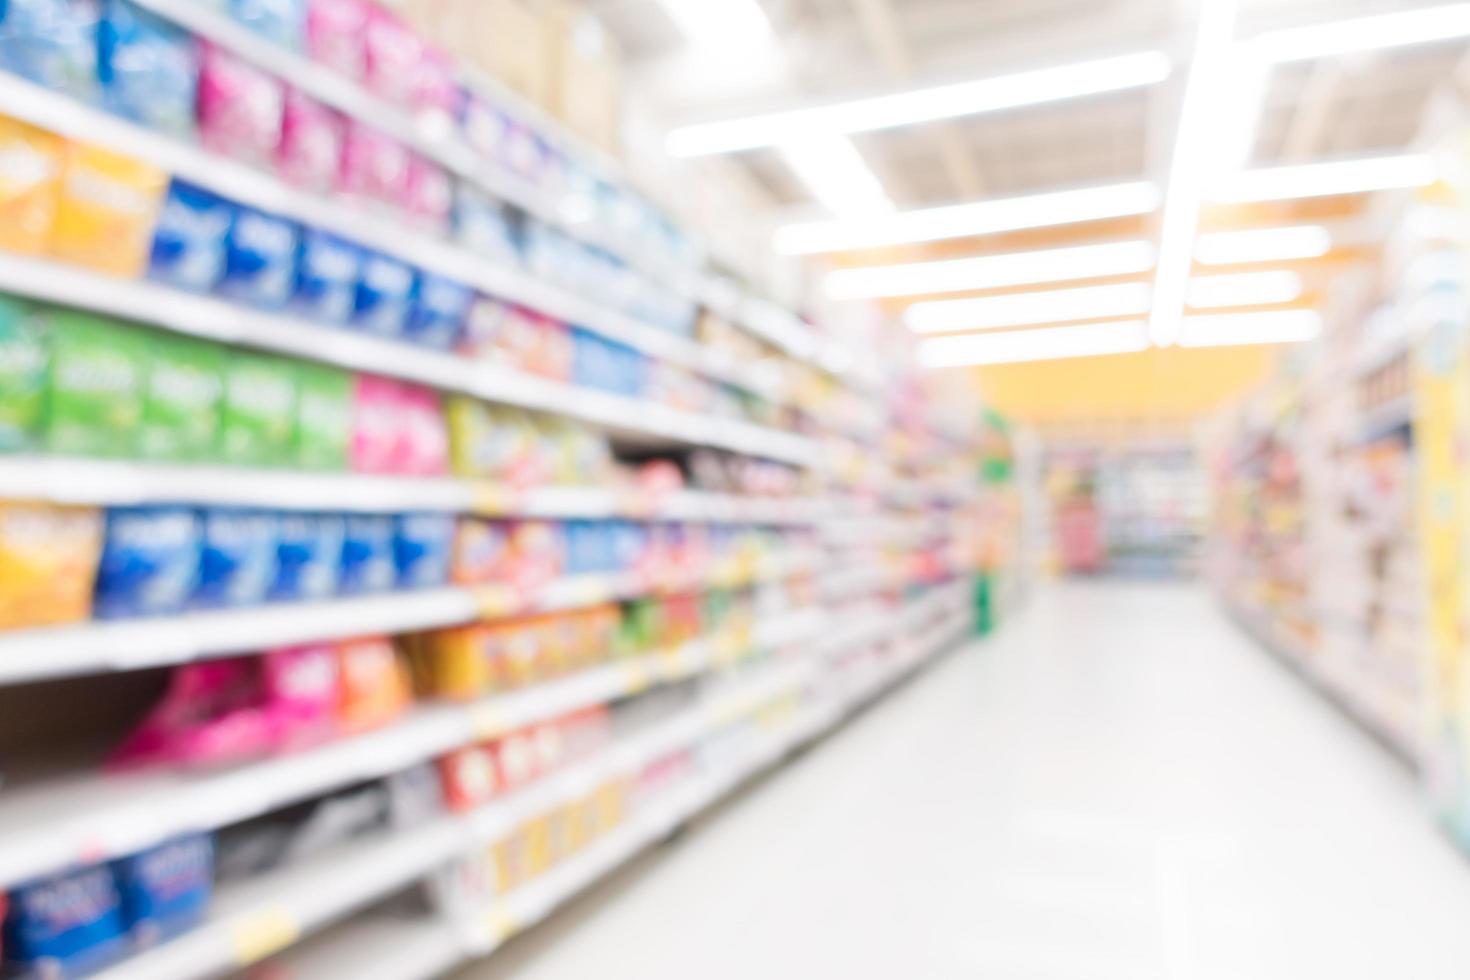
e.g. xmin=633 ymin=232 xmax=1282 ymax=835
xmin=458 ymin=582 xmax=1470 ymax=980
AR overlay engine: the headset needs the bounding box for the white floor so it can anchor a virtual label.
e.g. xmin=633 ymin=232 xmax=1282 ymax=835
xmin=456 ymin=582 xmax=1470 ymax=980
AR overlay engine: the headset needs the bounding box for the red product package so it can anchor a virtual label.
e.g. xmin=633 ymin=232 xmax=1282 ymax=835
xmin=197 ymin=42 xmax=285 ymax=167
xmin=363 ymin=6 xmax=422 ymax=109
xmin=277 ymin=88 xmax=345 ymax=192
xmin=438 ymin=744 xmax=499 ymax=811
xmin=306 ymin=0 xmax=369 ymax=80
xmin=495 ymin=729 xmax=540 ymax=792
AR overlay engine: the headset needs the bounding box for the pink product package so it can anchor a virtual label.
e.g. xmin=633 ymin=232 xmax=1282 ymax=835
xmin=277 ymin=88 xmax=346 ymax=192
xmin=413 ymin=46 xmax=458 ymax=120
xmin=362 ymin=6 xmax=422 ymax=109
xmin=197 ymin=43 xmax=286 ymax=167
xmin=404 ymin=154 xmax=452 ymax=231
xmin=397 ymin=383 xmax=449 ymax=476
xmin=351 ymin=375 xmax=405 ymax=474
xmin=340 ymin=120 xmax=411 ymax=209
xmin=306 ymin=0 xmax=369 ymax=80
xmin=107 ymin=650 xmax=342 ymax=771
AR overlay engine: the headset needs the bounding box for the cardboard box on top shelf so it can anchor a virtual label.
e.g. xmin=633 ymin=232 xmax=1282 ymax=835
xmin=425 ymin=0 xmax=553 ymax=108
xmin=545 ymin=2 xmax=623 ymax=155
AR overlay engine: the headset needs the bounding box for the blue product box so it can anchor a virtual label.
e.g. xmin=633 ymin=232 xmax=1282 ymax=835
xmin=403 ymin=274 xmax=472 ymax=350
xmin=0 ymin=0 xmax=100 ymax=101
xmin=228 ymin=0 xmax=303 ymax=49
xmin=270 ymin=513 xmax=344 ymax=602
xmin=111 ymin=834 xmax=213 ymax=949
xmin=97 ymin=0 xmax=197 ymax=136
xmin=218 ymin=207 xmax=300 ymax=309
xmin=193 ymin=509 xmax=277 ymax=609
xmin=351 ymin=252 xmax=415 ymax=338
xmin=3 ymin=864 xmax=127 ymax=978
xmin=338 ymin=514 xmax=394 ymax=594
xmin=453 ymin=184 xmax=522 ymax=265
xmin=392 ymin=513 xmax=453 ymax=589
xmin=93 ymin=507 xmax=202 ymax=619
xmin=149 ymin=181 xmax=234 ymax=293
xmin=289 ymin=229 xmax=360 ymax=325
xmin=610 ymin=520 xmax=646 ymax=573
xmin=564 ymin=519 xmax=613 ymax=575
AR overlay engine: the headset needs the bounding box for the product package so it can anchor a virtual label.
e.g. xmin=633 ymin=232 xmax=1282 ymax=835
xmin=361 ymin=6 xmax=420 ymax=108
xmin=350 ymin=374 xmax=402 ymax=474
xmin=453 ymin=185 xmax=521 ymax=266
xmin=338 ymin=513 xmax=394 ymax=594
xmin=148 ymin=180 xmax=235 ymax=293
xmin=350 ymin=250 xmax=415 ymax=337
xmin=437 ymin=745 xmax=498 ymax=811
xmin=269 ymin=512 xmax=344 ymax=601
xmin=0 ymin=115 xmax=63 ymax=256
xmin=394 ymin=383 xmax=449 ymax=475
xmin=197 ymin=42 xmax=286 ymax=167
xmin=289 ymin=228 xmax=360 ymax=325
xmin=337 ymin=635 xmax=411 ymax=733
xmin=139 ymin=334 xmax=225 ymax=462
xmin=229 ymin=0 xmax=305 ymax=48
xmin=2 ymin=864 xmax=126 ymax=978
xmin=293 ymin=361 xmax=353 ymax=470
xmin=218 ymin=206 xmax=300 ymax=308
xmin=0 ymin=0 xmax=100 ymax=100
xmin=339 ymin=121 xmax=409 ymax=211
xmin=403 ymin=153 xmax=451 ymax=231
xmin=403 ymin=273 xmax=471 ymax=350
xmin=276 ymin=87 xmax=344 ymax=192
xmin=304 ymin=0 xmax=367 ymax=79
xmin=43 ymin=309 xmax=148 ymax=457
xmin=220 ymin=352 xmax=297 ymax=466
xmin=0 ymin=296 xmax=49 ymax=451
xmin=0 ymin=502 xmax=102 ymax=629
xmin=48 ymin=143 xmax=167 ymax=277
xmin=93 ymin=506 xmax=201 ymax=619
xmin=450 ymin=517 xmax=505 ymax=585
xmin=393 ymin=512 xmax=453 ymax=589
xmin=193 ymin=508 xmax=277 ymax=608
xmin=111 ymin=833 xmax=214 ymax=947
xmin=97 ymin=0 xmax=198 ymax=137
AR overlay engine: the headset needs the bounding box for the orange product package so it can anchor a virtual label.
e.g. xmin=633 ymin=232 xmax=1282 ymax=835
xmin=0 ymin=116 xmax=63 ymax=256
xmin=410 ymin=624 xmax=505 ymax=700
xmin=49 ymin=143 xmax=167 ymax=277
xmin=0 ymin=503 xmax=103 ymax=630
xmin=438 ymin=744 xmax=500 ymax=812
xmin=337 ymin=636 xmax=413 ymax=733
xmin=498 ymin=619 xmax=549 ymax=688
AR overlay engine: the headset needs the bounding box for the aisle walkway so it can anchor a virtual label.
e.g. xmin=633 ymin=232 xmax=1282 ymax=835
xmin=458 ymin=582 xmax=1470 ymax=980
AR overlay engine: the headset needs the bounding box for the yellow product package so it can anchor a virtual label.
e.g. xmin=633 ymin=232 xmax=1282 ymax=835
xmin=0 ymin=117 xmax=63 ymax=256
xmin=49 ymin=143 xmax=167 ymax=277
xmin=0 ymin=503 xmax=103 ymax=630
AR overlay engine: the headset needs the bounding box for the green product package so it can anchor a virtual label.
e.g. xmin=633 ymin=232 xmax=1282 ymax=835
xmin=0 ymin=297 xmax=49 ymax=452
xmin=140 ymin=335 xmax=225 ymax=462
xmin=293 ymin=362 xmax=353 ymax=470
xmin=221 ymin=353 xmax=298 ymax=467
xmin=44 ymin=310 xmax=147 ymax=457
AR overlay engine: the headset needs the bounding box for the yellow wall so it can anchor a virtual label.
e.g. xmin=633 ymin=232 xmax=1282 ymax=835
xmin=968 ymin=344 xmax=1276 ymax=425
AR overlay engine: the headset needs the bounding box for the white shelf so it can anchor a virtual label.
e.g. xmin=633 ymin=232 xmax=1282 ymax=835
xmin=92 ymin=601 xmax=972 ymax=980
xmin=0 ymin=455 xmax=826 ymax=522
xmin=0 ymin=253 xmax=815 ymax=465
xmin=0 ymin=549 xmax=824 ymax=684
xmin=0 ymin=70 xmax=789 ymax=408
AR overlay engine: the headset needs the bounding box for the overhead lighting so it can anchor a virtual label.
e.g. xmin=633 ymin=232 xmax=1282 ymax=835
xmin=779 ymin=135 xmax=893 ymax=219
xmin=1195 ymin=225 xmax=1332 ymax=265
xmin=905 ymin=282 xmax=1152 ymax=334
xmin=1186 ymin=270 xmax=1304 ymax=309
xmin=1149 ymin=0 xmax=1240 ymax=347
xmin=657 ymin=0 xmax=771 ymax=45
xmin=824 ymin=240 xmax=1156 ymax=300
xmin=1180 ymin=309 xmax=1322 ymax=347
xmin=1251 ymin=3 xmax=1470 ymax=64
xmin=667 ymin=51 xmax=1172 ymax=157
xmin=775 ymin=180 xmax=1161 ymax=255
xmin=1213 ymin=154 xmax=1437 ymax=203
xmin=919 ymin=320 xmax=1151 ymax=367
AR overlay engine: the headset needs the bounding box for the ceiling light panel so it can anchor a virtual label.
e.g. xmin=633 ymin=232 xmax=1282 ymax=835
xmin=1179 ymin=309 xmax=1323 ymax=347
xmin=1194 ymin=225 xmax=1332 ymax=265
xmin=657 ymin=0 xmax=771 ymax=45
xmin=1250 ymin=3 xmax=1470 ymax=63
xmin=1186 ymin=270 xmax=1304 ymax=309
xmin=919 ymin=321 xmax=1151 ymax=368
xmin=1213 ymin=154 xmax=1437 ymax=203
xmin=905 ymin=282 xmax=1153 ymax=334
xmin=779 ymin=135 xmax=893 ymax=219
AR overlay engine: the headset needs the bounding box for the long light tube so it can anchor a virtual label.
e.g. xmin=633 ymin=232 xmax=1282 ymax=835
xmin=774 ymin=180 xmax=1161 ymax=255
xmin=824 ymin=240 xmax=1156 ymax=300
xmin=919 ymin=320 xmax=1151 ymax=367
xmin=657 ymin=0 xmax=771 ymax=45
xmin=668 ymin=51 xmax=1171 ymax=157
xmin=1251 ymin=3 xmax=1470 ymax=63
xmin=1195 ymin=225 xmax=1332 ymax=265
xmin=1213 ymin=154 xmax=1437 ymax=203
xmin=1186 ymin=270 xmax=1304 ymax=309
xmin=779 ymin=135 xmax=893 ymax=219
xmin=905 ymin=282 xmax=1152 ymax=334
xmin=1179 ymin=309 xmax=1322 ymax=347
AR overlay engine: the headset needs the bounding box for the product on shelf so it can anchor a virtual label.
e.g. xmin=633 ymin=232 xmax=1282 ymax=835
xmin=276 ymin=86 xmax=345 ymax=192
xmin=139 ymin=334 xmax=226 ymax=462
xmin=0 ymin=0 xmax=100 ymax=101
xmin=97 ymin=0 xmax=199 ymax=138
xmin=0 ymin=115 xmax=63 ymax=256
xmin=2 ymin=863 xmax=127 ymax=978
xmin=93 ymin=506 xmax=202 ymax=619
xmin=0 ymin=502 xmax=103 ymax=629
xmin=220 ymin=351 xmax=298 ymax=465
xmin=197 ymin=41 xmax=286 ymax=167
xmin=44 ymin=307 xmax=149 ymax=457
xmin=0 ymin=296 xmax=48 ymax=451
xmin=219 ymin=206 xmax=300 ymax=308
xmin=148 ymin=180 xmax=234 ymax=293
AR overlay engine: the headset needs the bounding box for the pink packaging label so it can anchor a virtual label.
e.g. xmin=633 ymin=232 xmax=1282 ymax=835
xmin=277 ymin=88 xmax=345 ymax=192
xmin=397 ymin=383 xmax=449 ymax=475
xmin=404 ymin=154 xmax=451 ymax=231
xmin=414 ymin=46 xmax=459 ymax=120
xmin=351 ymin=375 xmax=405 ymax=474
xmin=307 ymin=0 xmax=369 ymax=80
xmin=339 ymin=120 xmax=410 ymax=208
xmin=363 ymin=7 xmax=422 ymax=108
xmin=198 ymin=43 xmax=285 ymax=167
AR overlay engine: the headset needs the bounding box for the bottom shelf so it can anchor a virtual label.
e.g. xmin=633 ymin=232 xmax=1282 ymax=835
xmin=270 ymin=608 xmax=974 ymax=980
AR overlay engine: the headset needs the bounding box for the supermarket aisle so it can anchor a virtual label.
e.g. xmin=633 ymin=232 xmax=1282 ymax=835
xmin=459 ymin=582 xmax=1470 ymax=980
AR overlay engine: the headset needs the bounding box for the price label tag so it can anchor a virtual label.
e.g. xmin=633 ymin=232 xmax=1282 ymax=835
xmin=471 ymin=484 xmax=520 ymax=516
xmin=485 ymin=906 xmax=519 ymax=945
xmin=228 ymin=906 xmax=301 ymax=965
xmin=470 ymin=702 xmax=508 ymax=740
xmin=622 ymin=663 xmax=653 ymax=695
xmin=656 ymin=656 xmax=685 ymax=682
xmin=476 ymin=585 xmax=520 ymax=620
xmin=715 ymin=632 xmax=744 ymax=666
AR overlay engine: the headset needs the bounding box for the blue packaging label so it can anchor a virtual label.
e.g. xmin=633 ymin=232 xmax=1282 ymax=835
xmin=193 ymin=509 xmax=277 ymax=608
xmin=338 ymin=514 xmax=394 ymax=594
xmin=149 ymin=180 xmax=234 ymax=293
xmin=98 ymin=0 xmax=197 ymax=136
xmin=94 ymin=507 xmax=201 ymax=619
xmin=228 ymin=0 xmax=304 ymax=49
xmin=392 ymin=512 xmax=453 ymax=589
xmin=351 ymin=253 xmax=415 ymax=337
xmin=4 ymin=864 xmax=127 ymax=975
xmin=220 ymin=207 xmax=300 ymax=309
xmin=289 ymin=230 xmax=360 ymax=325
xmin=565 ymin=519 xmax=614 ymax=575
xmin=112 ymin=834 xmax=213 ymax=946
xmin=270 ymin=513 xmax=344 ymax=602
xmin=403 ymin=274 xmax=472 ymax=350
xmin=0 ymin=0 xmax=101 ymax=101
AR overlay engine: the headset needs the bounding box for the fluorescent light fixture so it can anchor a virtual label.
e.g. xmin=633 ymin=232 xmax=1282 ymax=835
xmin=667 ymin=51 xmax=1171 ymax=157
xmin=1195 ymin=225 xmax=1332 ymax=265
xmin=1179 ymin=309 xmax=1322 ymax=347
xmin=1251 ymin=3 xmax=1470 ymax=63
xmin=1186 ymin=270 xmax=1304 ymax=309
xmin=824 ymin=240 xmax=1156 ymax=300
xmin=1214 ymin=154 xmax=1437 ymax=203
xmin=779 ymin=135 xmax=892 ymax=219
xmin=905 ymin=282 xmax=1152 ymax=334
xmin=1149 ymin=0 xmax=1240 ymax=347
xmin=658 ymin=0 xmax=771 ymax=45
xmin=919 ymin=320 xmax=1151 ymax=367
xmin=775 ymin=180 xmax=1161 ymax=255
